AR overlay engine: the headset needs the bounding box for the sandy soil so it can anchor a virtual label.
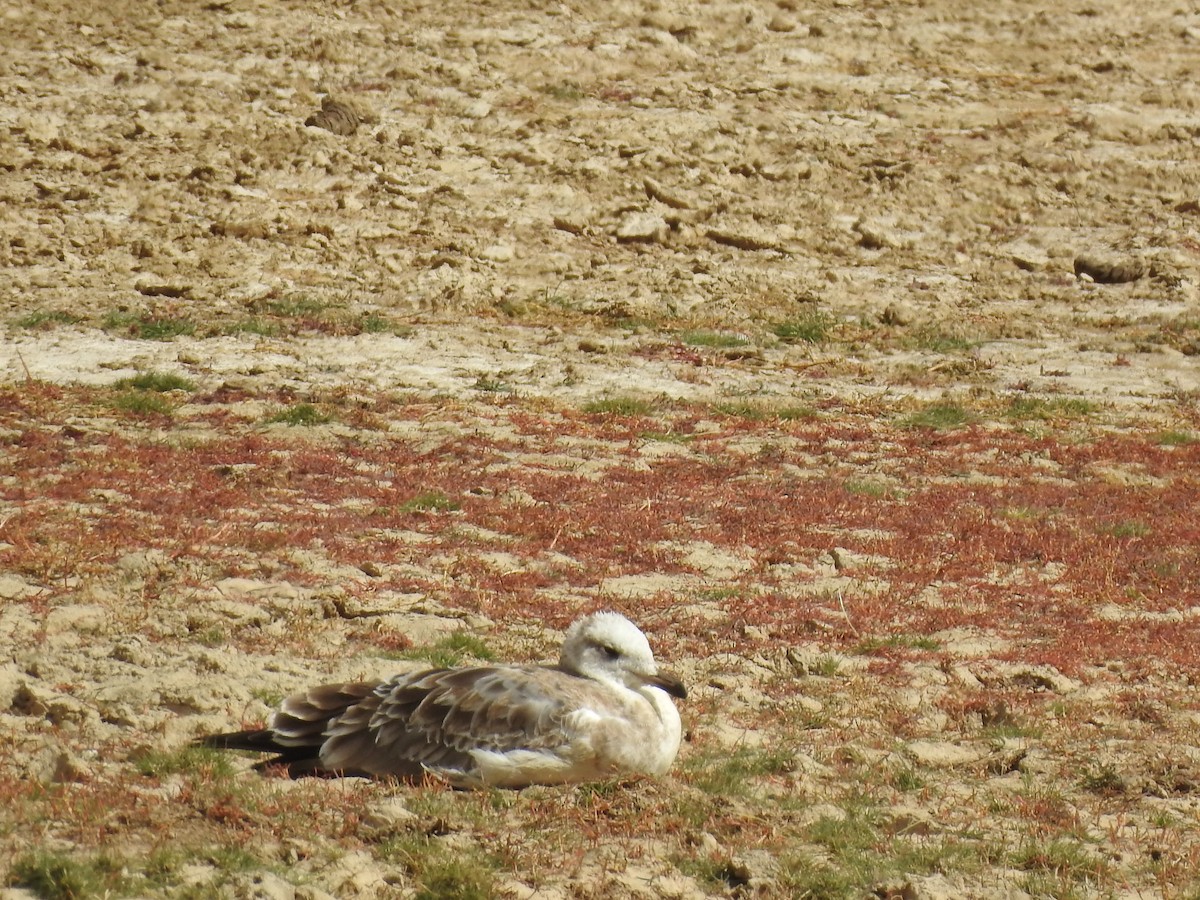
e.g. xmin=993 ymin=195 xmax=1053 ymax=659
xmin=3 ymin=0 xmax=1200 ymax=897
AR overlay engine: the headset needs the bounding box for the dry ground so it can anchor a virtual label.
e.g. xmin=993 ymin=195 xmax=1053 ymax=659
xmin=3 ymin=0 xmax=1200 ymax=897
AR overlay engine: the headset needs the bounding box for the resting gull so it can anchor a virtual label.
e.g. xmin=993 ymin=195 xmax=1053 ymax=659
xmin=196 ymin=611 xmax=686 ymax=788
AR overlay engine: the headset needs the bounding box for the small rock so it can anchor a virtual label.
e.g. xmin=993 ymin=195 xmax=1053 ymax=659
xmin=881 ymin=302 xmax=916 ymax=326
xmin=117 ymin=549 xmax=170 ymax=578
xmin=479 ymin=243 xmax=514 ymax=262
xmin=767 ymin=13 xmax=797 ymax=32
xmin=44 ymin=604 xmax=109 ymax=636
xmin=905 ymin=740 xmax=985 ymax=767
xmin=362 ymin=798 xmax=418 ymax=831
xmin=706 ymin=226 xmax=781 ymax=252
xmin=643 ymin=176 xmax=693 ymax=209
xmin=0 ymin=574 xmax=36 ymax=600
xmin=615 ymin=212 xmax=669 ymax=244
xmin=462 ymin=99 xmax=492 ymax=119
xmin=1074 ymin=253 xmax=1145 ymax=284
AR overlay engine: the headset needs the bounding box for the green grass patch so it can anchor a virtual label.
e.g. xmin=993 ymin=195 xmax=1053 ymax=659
xmin=843 ymin=479 xmax=894 ymax=499
xmin=1101 ymin=520 xmax=1151 ymax=539
xmin=1011 ymin=837 xmax=1110 ymax=884
xmin=712 ymin=401 xmax=767 ymax=421
xmin=131 ymin=745 xmax=236 ymax=779
xmin=265 ymin=403 xmax=331 ymax=426
xmin=1005 ymin=397 xmax=1097 ymax=420
xmin=773 ymin=309 xmax=834 ymax=344
xmin=582 ymin=397 xmax=656 ymax=416
xmin=1079 ymin=763 xmax=1126 ymax=796
xmin=112 ymin=392 xmax=174 ymax=416
xmin=640 ymin=429 xmax=693 ymax=444
xmin=113 ymin=371 xmax=196 ymax=393
xmin=266 ymin=296 xmax=331 ymax=318
xmin=377 ymin=833 xmax=498 ymax=900
xmin=854 ymin=634 xmax=940 ymax=654
xmin=8 ymin=851 xmax=124 ymax=899
xmin=680 ymin=330 xmax=749 ymax=349
xmin=903 ymin=402 xmax=972 ymax=430
xmin=684 ymin=745 xmax=795 ymax=796
xmin=360 ymin=314 xmax=391 ymax=334
xmin=399 ymin=491 xmax=460 ymax=514
xmin=13 ymin=309 xmax=84 ymax=330
xmin=1155 ymin=429 xmax=1195 ymax=446
xmin=390 ymin=631 xmax=495 ymax=668
xmin=224 ymin=317 xmax=280 ymax=337
xmin=103 ymin=311 xmax=195 ymax=341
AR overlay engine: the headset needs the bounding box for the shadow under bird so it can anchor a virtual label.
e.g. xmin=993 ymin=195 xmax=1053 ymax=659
xmin=196 ymin=611 xmax=687 ymax=788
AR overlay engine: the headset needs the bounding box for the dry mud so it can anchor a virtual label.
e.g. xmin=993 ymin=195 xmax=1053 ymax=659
xmin=3 ymin=0 xmax=1200 ymax=898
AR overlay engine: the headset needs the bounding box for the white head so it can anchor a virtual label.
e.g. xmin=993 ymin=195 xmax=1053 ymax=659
xmin=560 ymin=612 xmax=686 ymax=699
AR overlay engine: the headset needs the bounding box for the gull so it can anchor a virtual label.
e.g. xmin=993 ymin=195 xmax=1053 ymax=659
xmin=195 ymin=611 xmax=686 ymax=788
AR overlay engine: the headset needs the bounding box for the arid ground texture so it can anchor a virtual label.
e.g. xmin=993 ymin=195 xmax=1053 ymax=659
xmin=2 ymin=0 xmax=1200 ymax=897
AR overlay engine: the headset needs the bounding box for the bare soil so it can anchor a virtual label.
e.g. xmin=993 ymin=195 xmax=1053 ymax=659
xmin=3 ymin=0 xmax=1200 ymax=897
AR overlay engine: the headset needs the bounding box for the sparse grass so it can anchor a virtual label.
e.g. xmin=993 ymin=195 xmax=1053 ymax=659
xmin=680 ymin=330 xmax=749 ymax=349
xmin=102 ymin=311 xmax=195 ymax=341
xmin=265 ymin=403 xmax=331 ymax=426
xmin=903 ymin=401 xmax=972 ymax=429
xmin=683 ymin=745 xmax=795 ymax=795
xmin=1155 ymin=429 xmax=1195 ymax=446
xmin=113 ymin=371 xmax=196 ymax=392
xmin=582 ymin=396 xmax=656 ymax=416
xmin=399 ymin=491 xmax=460 ymax=513
xmin=1079 ymin=763 xmax=1126 ymax=796
xmin=249 ymin=687 xmax=285 ymax=708
xmin=360 ymin=313 xmax=391 ymax=334
xmin=472 ymin=376 xmax=512 ymax=393
xmin=390 ymin=631 xmax=495 ymax=668
xmin=1005 ymin=397 xmax=1097 ymax=420
xmin=132 ymin=745 xmax=236 ymax=779
xmin=4 ymin=382 xmax=1200 ymax=898
xmin=112 ymin=391 xmax=174 ymax=416
xmin=776 ymin=405 xmax=819 ymax=421
xmin=267 ymin=296 xmax=331 ymax=318
xmin=13 ymin=309 xmax=83 ymax=330
xmin=712 ymin=401 xmax=767 ymax=420
xmin=843 ymin=479 xmax=894 ymax=499
xmin=377 ymin=832 xmax=497 ymax=900
xmin=1012 ymin=837 xmax=1110 ymax=885
xmin=911 ymin=327 xmax=975 ymax=353
xmin=8 ymin=851 xmax=123 ymax=899
xmin=773 ymin=308 xmax=834 ymax=344
xmin=641 ymin=429 xmax=693 ymax=443
xmin=1101 ymin=520 xmax=1151 ymax=538
xmin=7 ymin=845 xmax=274 ymax=900
xmin=224 ymin=317 xmax=279 ymax=336
xmin=854 ymin=634 xmax=941 ymax=654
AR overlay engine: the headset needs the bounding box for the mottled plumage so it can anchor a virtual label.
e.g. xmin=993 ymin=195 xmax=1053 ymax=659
xmin=196 ymin=612 xmax=686 ymax=788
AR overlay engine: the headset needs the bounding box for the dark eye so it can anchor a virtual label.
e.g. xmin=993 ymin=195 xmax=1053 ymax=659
xmin=600 ymin=644 xmax=621 ymax=660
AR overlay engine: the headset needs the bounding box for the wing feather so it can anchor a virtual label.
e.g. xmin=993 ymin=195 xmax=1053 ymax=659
xmin=320 ymin=665 xmax=611 ymax=779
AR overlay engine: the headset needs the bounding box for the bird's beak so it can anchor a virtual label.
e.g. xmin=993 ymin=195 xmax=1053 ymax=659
xmin=644 ymin=670 xmax=687 ymax=700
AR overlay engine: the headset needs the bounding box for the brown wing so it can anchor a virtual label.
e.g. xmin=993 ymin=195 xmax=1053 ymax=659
xmin=319 ymin=665 xmax=590 ymax=778
xmin=196 ymin=681 xmax=381 ymax=776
